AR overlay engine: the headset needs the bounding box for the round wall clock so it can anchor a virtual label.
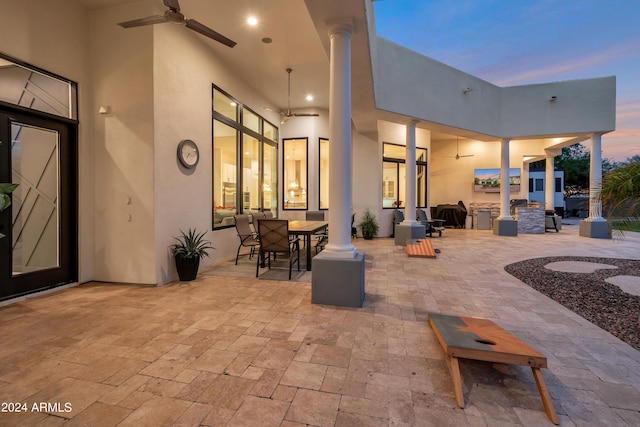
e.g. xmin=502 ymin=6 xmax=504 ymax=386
xmin=177 ymin=139 xmax=199 ymax=168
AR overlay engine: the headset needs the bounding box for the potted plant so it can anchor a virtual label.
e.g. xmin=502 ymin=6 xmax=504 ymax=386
xmin=359 ymin=208 xmax=379 ymax=240
xmin=170 ymin=228 xmax=214 ymax=281
xmin=0 ymin=183 xmax=18 ymax=239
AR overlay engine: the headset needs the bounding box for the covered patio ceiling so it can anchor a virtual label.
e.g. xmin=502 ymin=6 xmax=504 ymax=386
xmin=77 ymin=0 xmax=590 ymax=153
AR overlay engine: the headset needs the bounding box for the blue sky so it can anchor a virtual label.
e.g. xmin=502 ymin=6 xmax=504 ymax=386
xmin=374 ymin=0 xmax=640 ymax=162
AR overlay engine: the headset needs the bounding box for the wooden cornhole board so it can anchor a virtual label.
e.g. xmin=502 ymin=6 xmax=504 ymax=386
xmin=428 ymin=313 xmax=559 ymax=425
xmin=406 ymin=238 xmax=436 ymax=258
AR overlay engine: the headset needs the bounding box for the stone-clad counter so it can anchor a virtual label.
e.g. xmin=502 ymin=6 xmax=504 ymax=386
xmin=469 ymin=202 xmax=557 ymax=234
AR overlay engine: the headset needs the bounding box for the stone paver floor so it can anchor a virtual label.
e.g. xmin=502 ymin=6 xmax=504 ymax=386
xmin=0 ymin=222 xmax=639 ymax=426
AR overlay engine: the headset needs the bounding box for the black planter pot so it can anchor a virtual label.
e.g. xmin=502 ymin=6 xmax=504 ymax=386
xmin=175 ymin=255 xmax=200 ymax=281
xmin=363 ymin=235 xmax=373 ymax=240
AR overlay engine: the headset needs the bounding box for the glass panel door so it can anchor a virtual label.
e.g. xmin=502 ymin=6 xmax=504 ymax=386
xmin=0 ymin=109 xmax=76 ymax=301
xmin=11 ymin=122 xmax=60 ymax=275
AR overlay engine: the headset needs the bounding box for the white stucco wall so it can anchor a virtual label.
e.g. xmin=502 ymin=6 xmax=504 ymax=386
xmin=373 ymin=37 xmax=615 ymax=139
xmin=373 ymin=38 xmax=501 ymax=137
xmin=352 ymin=129 xmax=381 ymax=236
xmin=90 ymin=1 xmax=157 ymax=284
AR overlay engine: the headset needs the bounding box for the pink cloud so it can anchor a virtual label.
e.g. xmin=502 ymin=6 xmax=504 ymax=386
xmin=483 ymin=42 xmax=640 ymax=87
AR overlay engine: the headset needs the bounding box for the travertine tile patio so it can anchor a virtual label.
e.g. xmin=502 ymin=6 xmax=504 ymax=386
xmin=0 ymin=221 xmax=638 ymax=426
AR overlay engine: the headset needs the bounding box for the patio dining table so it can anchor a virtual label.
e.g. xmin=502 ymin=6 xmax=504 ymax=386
xmin=288 ymin=220 xmax=328 ymax=271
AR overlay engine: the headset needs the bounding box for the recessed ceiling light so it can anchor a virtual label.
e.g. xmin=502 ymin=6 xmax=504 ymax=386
xmin=247 ymin=16 xmax=257 ymax=26
xmin=261 ymin=37 xmax=272 ymax=44
xmin=306 ymin=95 xmax=313 ymax=101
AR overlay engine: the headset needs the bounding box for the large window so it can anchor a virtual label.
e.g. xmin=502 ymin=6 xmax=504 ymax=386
xmin=212 ymin=86 xmax=278 ymax=229
xmin=319 ymin=138 xmax=329 ymax=210
xmin=382 ymin=142 xmax=427 ymax=208
xmin=283 ymin=138 xmax=308 ymax=210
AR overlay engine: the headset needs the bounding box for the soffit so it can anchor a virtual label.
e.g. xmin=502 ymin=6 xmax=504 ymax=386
xmin=75 ymin=0 xmax=330 ymax=114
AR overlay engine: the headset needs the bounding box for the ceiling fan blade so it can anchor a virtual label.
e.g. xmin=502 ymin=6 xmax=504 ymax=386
xmin=118 ymin=15 xmax=167 ymax=28
xmin=163 ymin=0 xmax=181 ymax=12
xmin=185 ymin=19 xmax=237 ymax=48
xmin=281 ymin=116 xmax=290 ymax=125
xmin=293 ymin=113 xmax=320 ymax=117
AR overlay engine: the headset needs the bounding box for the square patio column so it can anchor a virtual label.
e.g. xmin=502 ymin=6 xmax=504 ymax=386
xmin=312 ymin=18 xmax=365 ymax=308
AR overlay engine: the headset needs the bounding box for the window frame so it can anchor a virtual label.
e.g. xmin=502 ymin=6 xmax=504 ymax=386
xmin=318 ymin=137 xmax=329 ymax=210
xmin=382 ymin=142 xmax=428 ymax=209
xmin=212 ymin=84 xmax=278 ymax=230
xmin=282 ymin=137 xmax=309 ymax=210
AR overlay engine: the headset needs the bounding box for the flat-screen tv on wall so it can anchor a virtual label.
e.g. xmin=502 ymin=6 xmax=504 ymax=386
xmin=474 ymin=168 xmax=521 ymax=192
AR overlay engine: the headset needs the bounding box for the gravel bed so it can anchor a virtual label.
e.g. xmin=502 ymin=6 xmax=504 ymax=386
xmin=504 ymin=256 xmax=640 ymax=351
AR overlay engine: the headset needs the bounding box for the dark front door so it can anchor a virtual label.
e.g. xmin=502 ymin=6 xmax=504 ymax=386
xmin=0 ymin=107 xmax=77 ymax=301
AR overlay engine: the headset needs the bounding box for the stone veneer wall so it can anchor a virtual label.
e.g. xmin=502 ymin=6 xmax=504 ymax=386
xmin=469 ymin=203 xmax=501 ymax=229
xmin=514 ymin=206 xmax=545 ymax=234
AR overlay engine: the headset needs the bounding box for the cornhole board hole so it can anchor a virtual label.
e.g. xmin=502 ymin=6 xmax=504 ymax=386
xmin=406 ymin=238 xmax=436 ymax=258
xmin=428 ymin=313 xmax=559 ymax=425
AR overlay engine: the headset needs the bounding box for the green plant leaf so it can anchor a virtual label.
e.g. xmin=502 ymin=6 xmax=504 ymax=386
xmin=0 ymin=183 xmax=18 ymax=212
xmin=0 ymin=183 xmax=18 ymax=193
xmin=170 ymin=228 xmax=215 ymax=259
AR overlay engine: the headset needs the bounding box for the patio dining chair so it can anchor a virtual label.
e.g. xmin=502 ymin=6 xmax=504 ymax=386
xmin=250 ymin=211 xmax=266 ymax=233
xmin=305 ymin=210 xmax=327 ymax=251
xmin=256 ymin=219 xmax=300 ymax=279
xmin=233 ymin=214 xmax=260 ymax=265
xmin=305 ymin=210 xmax=324 ymax=221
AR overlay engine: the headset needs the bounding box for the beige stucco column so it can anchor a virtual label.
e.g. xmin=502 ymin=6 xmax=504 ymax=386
xmin=402 ymin=119 xmax=419 ymax=225
xmin=544 ymin=149 xmax=560 ymax=211
xmin=579 ymin=133 xmax=609 ymax=238
xmin=311 ymin=18 xmax=364 ymax=308
xmin=323 ymin=19 xmax=356 ymax=258
xmin=498 ymin=138 xmax=512 ymax=220
xmin=587 ymin=133 xmax=605 ymax=222
xmin=493 ymin=138 xmax=518 ymax=236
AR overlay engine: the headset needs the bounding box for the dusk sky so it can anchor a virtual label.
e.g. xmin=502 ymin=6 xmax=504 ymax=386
xmin=374 ymin=0 xmax=640 ymax=162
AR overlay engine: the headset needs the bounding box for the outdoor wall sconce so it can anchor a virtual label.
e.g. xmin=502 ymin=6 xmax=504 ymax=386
xmin=463 ymin=87 xmax=473 ymax=93
xmin=549 ymin=96 xmax=557 ymax=102
xmin=99 ymin=106 xmax=111 ymax=114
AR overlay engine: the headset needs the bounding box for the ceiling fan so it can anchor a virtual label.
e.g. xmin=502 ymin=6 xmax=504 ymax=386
xmin=117 ymin=0 xmax=236 ymax=48
xmin=455 ymin=137 xmax=474 ymax=160
xmin=268 ymin=68 xmax=319 ymax=124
